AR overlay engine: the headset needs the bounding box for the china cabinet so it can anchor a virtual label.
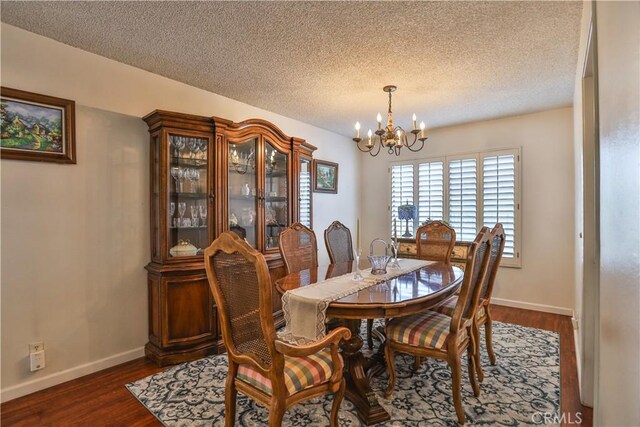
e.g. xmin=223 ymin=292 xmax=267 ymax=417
xmin=143 ymin=111 xmax=315 ymax=366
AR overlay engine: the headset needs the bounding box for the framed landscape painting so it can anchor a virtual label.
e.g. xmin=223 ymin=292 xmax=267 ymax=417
xmin=1 ymin=87 xmax=76 ymax=163
xmin=313 ymin=159 xmax=338 ymax=194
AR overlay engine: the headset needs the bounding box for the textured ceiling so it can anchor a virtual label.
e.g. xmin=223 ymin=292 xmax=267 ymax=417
xmin=0 ymin=1 xmax=582 ymax=136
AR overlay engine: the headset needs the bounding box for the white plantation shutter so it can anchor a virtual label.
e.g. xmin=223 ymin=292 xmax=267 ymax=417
xmin=391 ymin=164 xmax=414 ymax=236
xmin=299 ymin=166 xmax=312 ymax=228
xmin=418 ymin=161 xmax=444 ymax=223
xmin=389 ymin=148 xmax=521 ymax=267
xmin=448 ymin=158 xmax=478 ymax=241
xmin=483 ymin=152 xmax=518 ymax=260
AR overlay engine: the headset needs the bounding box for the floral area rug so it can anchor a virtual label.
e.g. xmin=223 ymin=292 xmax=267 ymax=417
xmin=127 ymin=321 xmax=560 ymax=426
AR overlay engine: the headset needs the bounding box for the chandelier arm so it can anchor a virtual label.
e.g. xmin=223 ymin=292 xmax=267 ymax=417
xmin=406 ymin=137 xmax=426 ymax=152
xmin=369 ymin=139 xmax=382 ymax=157
xmin=355 ymin=140 xmax=374 ymax=153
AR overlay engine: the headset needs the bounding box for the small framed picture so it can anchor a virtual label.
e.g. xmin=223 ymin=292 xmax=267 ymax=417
xmin=1 ymin=87 xmax=76 ymax=164
xmin=313 ymin=159 xmax=338 ymax=194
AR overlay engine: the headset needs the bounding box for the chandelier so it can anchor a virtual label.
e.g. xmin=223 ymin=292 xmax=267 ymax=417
xmin=352 ymin=85 xmax=428 ymax=156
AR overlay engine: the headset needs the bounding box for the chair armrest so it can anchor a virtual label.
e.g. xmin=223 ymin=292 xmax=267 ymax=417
xmin=274 ymin=327 xmax=351 ymax=358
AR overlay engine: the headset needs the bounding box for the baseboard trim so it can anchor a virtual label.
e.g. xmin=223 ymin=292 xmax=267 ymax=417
xmin=492 ymin=298 xmax=574 ymax=317
xmin=0 ymin=346 xmax=145 ymax=403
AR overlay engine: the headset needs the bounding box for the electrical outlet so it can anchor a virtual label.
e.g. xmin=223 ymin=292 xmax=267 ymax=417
xmin=29 ymin=342 xmax=44 ymax=353
xmin=30 ymin=350 xmax=45 ymax=372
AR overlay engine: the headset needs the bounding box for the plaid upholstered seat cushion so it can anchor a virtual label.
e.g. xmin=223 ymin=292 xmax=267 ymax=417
xmin=433 ymin=296 xmax=486 ymax=319
xmin=237 ymin=348 xmax=336 ymax=396
xmin=387 ymin=310 xmax=466 ymax=350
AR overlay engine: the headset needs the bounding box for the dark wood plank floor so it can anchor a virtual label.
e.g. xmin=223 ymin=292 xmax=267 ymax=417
xmin=1 ymin=305 xmax=592 ymax=426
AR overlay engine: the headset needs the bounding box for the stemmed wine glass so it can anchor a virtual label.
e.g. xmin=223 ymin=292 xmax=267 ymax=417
xmin=171 ymin=136 xmax=185 ymax=158
xmin=171 ymin=167 xmax=184 ymax=192
xmin=190 ymin=204 xmax=199 ymax=227
xmin=353 ymin=249 xmax=363 ymax=281
xmin=178 ymin=202 xmax=186 ymax=227
xmin=186 ymin=138 xmax=198 ymax=159
xmin=170 ymin=202 xmax=175 ymax=228
xmin=186 ymin=168 xmax=200 ymax=193
xmin=198 ymin=139 xmax=207 ymax=159
xmin=199 ymin=204 xmax=207 ymax=227
xmin=389 ymin=240 xmax=400 ymax=268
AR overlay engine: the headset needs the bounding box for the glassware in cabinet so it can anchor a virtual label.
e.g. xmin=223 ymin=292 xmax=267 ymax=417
xmin=167 ymin=133 xmax=210 ymax=258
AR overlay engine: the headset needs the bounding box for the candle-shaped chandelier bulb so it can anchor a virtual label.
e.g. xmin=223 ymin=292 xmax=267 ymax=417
xmin=420 ymin=121 xmax=426 ymax=139
xmin=376 ymin=113 xmax=382 ymax=130
xmin=367 ymin=129 xmax=373 ymax=146
xmin=412 ymin=113 xmax=417 ymax=130
xmin=355 ymin=121 xmax=361 ymax=139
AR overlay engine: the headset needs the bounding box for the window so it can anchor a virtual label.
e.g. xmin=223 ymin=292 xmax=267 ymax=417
xmin=418 ymin=160 xmax=444 ymax=223
xmin=390 ymin=164 xmax=414 ymax=237
xmin=482 ymin=152 xmax=517 ymax=258
xmin=389 ymin=148 xmax=521 ymax=267
xmin=299 ymin=159 xmax=312 ymax=228
xmin=448 ymin=157 xmax=478 ymax=241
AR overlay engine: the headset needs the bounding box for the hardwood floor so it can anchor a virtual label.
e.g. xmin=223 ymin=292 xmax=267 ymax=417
xmin=1 ymin=305 xmax=592 ymax=426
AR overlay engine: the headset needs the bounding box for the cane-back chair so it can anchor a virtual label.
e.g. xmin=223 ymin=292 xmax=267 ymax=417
xmin=384 ymin=228 xmax=493 ymax=424
xmin=434 ymin=223 xmax=506 ymax=381
xmin=324 ymin=221 xmax=354 ymax=264
xmin=204 ymin=232 xmax=351 ymax=427
xmin=416 ymin=221 xmax=457 ymax=263
xmin=279 ymin=222 xmax=318 ymax=274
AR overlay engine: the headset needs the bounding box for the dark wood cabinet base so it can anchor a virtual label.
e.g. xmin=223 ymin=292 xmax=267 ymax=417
xmin=144 ymin=340 xmax=224 ymax=367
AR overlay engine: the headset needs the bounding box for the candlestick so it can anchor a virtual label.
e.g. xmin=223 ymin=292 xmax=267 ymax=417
xmin=394 ymin=218 xmax=397 ymax=242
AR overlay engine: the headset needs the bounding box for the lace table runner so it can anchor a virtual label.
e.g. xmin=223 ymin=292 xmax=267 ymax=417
xmin=280 ymin=259 xmax=433 ymax=344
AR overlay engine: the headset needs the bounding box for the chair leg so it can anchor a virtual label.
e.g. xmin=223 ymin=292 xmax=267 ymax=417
xmin=485 ymin=313 xmax=497 ymax=366
xmin=268 ymin=399 xmax=286 ymax=427
xmin=384 ymin=343 xmax=396 ymax=399
xmin=367 ymin=319 xmax=374 ymax=349
xmin=329 ymin=379 xmax=346 ymax=427
xmin=225 ymin=363 xmax=238 ymax=427
xmin=467 ymin=331 xmax=480 ymax=397
xmin=473 ymin=322 xmax=484 ymax=383
xmin=413 ymin=356 xmax=423 ymax=371
xmin=447 ymin=352 xmax=466 ymax=424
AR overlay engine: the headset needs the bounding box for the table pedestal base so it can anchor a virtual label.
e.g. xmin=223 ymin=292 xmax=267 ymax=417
xmin=341 ymin=320 xmax=391 ymax=425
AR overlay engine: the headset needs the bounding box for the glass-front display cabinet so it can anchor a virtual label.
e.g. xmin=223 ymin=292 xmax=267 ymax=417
xmin=143 ymin=112 xmax=316 ymax=366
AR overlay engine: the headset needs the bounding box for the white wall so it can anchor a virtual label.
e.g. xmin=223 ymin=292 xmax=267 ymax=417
xmin=360 ymin=108 xmax=575 ymax=312
xmin=594 ymin=2 xmax=640 ymax=425
xmin=0 ymin=24 xmax=360 ymax=400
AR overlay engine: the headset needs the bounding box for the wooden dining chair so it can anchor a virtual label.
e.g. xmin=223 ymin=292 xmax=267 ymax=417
xmin=204 ymin=232 xmax=351 ymax=427
xmin=433 ymin=224 xmax=506 ymax=381
xmin=416 ymin=221 xmax=457 ymax=263
xmin=384 ymin=228 xmax=493 ymax=424
xmin=324 ymin=220 xmax=354 ymax=264
xmin=279 ymin=222 xmax=318 ymax=274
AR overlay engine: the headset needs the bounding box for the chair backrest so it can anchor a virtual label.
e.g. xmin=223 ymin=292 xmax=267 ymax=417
xmin=204 ymin=231 xmax=277 ymax=371
xmin=416 ymin=221 xmax=457 ymax=263
xmin=279 ymin=222 xmax=318 ymax=274
xmin=479 ymin=223 xmax=506 ymax=303
xmin=449 ymin=227 xmax=493 ymax=334
xmin=324 ymin=220 xmax=354 ymax=264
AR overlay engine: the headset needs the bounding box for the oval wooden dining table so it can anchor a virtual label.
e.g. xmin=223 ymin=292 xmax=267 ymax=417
xmin=275 ymin=261 xmax=464 ymax=426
